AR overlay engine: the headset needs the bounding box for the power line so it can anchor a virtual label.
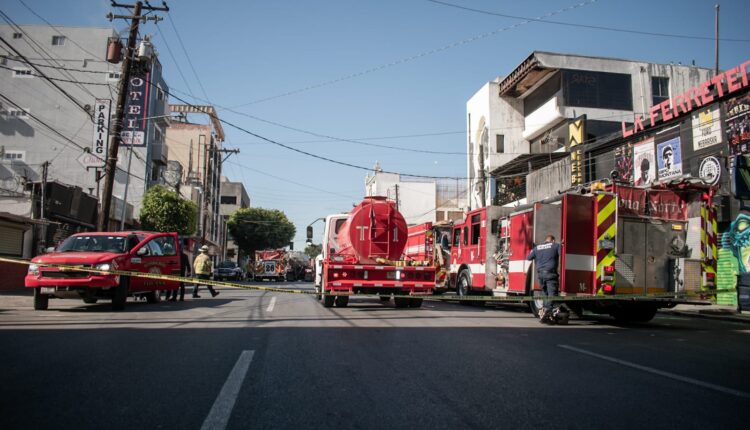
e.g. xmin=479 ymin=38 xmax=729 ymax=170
xmin=0 ymin=54 xmax=112 ymax=74
xmin=166 ymin=12 xmax=210 ymax=103
xmin=0 ymin=63 xmax=110 ymax=85
xmin=427 ymin=0 xmax=750 ymax=43
xmin=155 ymin=23 xmax=194 ymax=96
xmin=0 ymin=35 xmax=92 ymax=119
xmin=0 ymin=9 xmax=98 ymax=100
xmin=0 ymin=92 xmax=146 ymax=182
xmin=226 ymin=0 xmax=599 ymax=107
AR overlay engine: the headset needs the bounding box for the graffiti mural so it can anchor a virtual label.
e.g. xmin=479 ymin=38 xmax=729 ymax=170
xmin=715 ymin=213 xmax=748 ymax=306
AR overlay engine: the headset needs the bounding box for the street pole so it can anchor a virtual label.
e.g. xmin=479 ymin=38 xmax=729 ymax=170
xmin=98 ymin=1 xmax=167 ymax=231
xmin=119 ymin=144 xmax=134 ymax=230
xmin=714 ymin=4 xmax=720 ymax=75
xmin=40 ymin=161 xmax=49 ymax=252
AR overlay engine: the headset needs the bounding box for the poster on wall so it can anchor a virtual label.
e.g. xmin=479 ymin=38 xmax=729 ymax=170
xmin=656 ymin=136 xmax=683 ymax=180
xmin=633 ymin=138 xmax=655 ymax=187
xmin=614 ymin=144 xmax=633 ymax=183
xmin=691 ymin=105 xmax=723 ymax=151
xmin=726 ymin=93 xmax=750 ymax=156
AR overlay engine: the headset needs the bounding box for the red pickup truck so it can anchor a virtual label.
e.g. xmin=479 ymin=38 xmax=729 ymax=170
xmin=25 ymin=231 xmax=182 ymax=311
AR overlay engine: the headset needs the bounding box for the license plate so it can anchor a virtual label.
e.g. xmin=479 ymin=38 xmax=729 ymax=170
xmin=41 ymin=287 xmax=56 ymax=294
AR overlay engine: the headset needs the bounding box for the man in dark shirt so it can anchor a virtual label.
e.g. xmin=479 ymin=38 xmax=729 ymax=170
xmin=527 ymin=235 xmax=561 ymax=323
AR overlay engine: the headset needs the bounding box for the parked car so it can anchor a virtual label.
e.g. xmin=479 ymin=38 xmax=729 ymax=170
xmin=214 ymin=260 xmax=244 ymax=281
xmin=25 ymin=231 xmax=182 ymax=311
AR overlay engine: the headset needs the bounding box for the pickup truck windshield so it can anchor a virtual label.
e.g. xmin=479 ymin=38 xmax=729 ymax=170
xmin=58 ymin=235 xmax=129 ymax=253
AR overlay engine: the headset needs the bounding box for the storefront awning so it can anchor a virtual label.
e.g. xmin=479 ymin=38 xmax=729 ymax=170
xmin=489 ymin=152 xmax=570 ymax=178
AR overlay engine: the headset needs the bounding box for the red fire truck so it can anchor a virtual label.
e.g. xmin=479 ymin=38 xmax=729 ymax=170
xmin=405 ymin=222 xmax=453 ymax=293
xmin=252 ymin=249 xmax=287 ymax=282
xmin=446 ymin=183 xmax=715 ymax=322
xmin=310 ymin=196 xmax=436 ymax=308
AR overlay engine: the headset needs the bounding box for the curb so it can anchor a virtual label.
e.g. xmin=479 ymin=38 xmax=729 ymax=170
xmin=661 ymin=310 xmax=750 ymax=324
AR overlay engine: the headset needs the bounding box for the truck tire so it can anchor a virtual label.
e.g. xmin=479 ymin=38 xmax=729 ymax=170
xmin=83 ymin=298 xmax=98 ymax=304
xmin=612 ymin=304 xmax=658 ymax=323
xmin=322 ymin=294 xmax=335 ymax=308
xmin=408 ymin=298 xmax=423 ymax=308
xmin=379 ymin=294 xmax=391 ymax=302
xmin=112 ymin=277 xmax=128 ymax=311
xmin=457 ymin=270 xmax=471 ymax=305
xmin=33 ymin=288 xmax=49 ymax=310
xmin=145 ymin=290 xmax=161 ymax=304
xmin=394 ymin=297 xmax=410 ymax=308
xmin=334 ymin=295 xmax=349 ymax=307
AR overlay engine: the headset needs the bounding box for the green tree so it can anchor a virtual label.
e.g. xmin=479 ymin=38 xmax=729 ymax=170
xmin=227 ymin=207 xmax=296 ymax=258
xmin=304 ymin=243 xmax=322 ymax=259
xmin=139 ymin=185 xmax=197 ymax=235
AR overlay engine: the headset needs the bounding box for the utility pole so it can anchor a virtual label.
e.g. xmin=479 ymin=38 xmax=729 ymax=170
xmin=98 ymin=1 xmax=167 ymax=231
xmin=39 ymin=161 xmax=49 ymax=252
xmin=714 ymin=4 xmax=720 ymax=75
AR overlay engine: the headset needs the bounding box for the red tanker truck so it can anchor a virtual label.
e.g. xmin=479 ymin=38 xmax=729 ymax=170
xmin=309 ymin=196 xmax=436 ymax=308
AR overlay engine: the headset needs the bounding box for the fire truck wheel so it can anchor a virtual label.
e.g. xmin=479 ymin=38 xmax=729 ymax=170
xmin=112 ymin=278 xmax=129 ymax=311
xmin=457 ymin=271 xmax=471 ymax=305
xmin=145 ymin=290 xmax=161 ymax=304
xmin=33 ymin=288 xmax=49 ymax=310
xmin=334 ymin=295 xmax=349 ymax=307
xmin=394 ymin=297 xmax=410 ymax=308
xmin=408 ymin=298 xmax=423 ymax=308
xmin=322 ymin=295 xmax=335 ymax=307
xmin=612 ymin=304 xmax=658 ymax=323
xmin=528 ymin=290 xmax=544 ymax=317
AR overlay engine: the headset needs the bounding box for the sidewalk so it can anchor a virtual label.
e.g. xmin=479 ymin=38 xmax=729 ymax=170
xmin=661 ymin=304 xmax=750 ymax=324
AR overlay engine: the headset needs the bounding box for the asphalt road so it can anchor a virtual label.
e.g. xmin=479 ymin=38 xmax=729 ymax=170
xmin=1 ymin=282 xmax=749 ymax=430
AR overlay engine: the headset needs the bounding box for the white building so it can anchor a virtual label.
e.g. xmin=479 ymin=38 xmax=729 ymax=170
xmin=0 ymin=25 xmax=170 ymax=240
xmin=467 ymin=51 xmax=714 ymax=208
xmin=365 ymin=163 xmax=465 ymax=225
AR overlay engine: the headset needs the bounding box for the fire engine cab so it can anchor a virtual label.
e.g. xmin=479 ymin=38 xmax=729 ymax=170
xmin=447 ymin=183 xmax=715 ymax=322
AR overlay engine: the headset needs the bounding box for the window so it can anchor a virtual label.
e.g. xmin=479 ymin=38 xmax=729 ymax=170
xmin=562 ymin=69 xmax=633 ymax=111
xmin=463 ymin=226 xmax=468 ymax=246
xmin=157 ymin=87 xmax=164 ymax=101
xmin=524 ymin=73 xmax=562 ymax=115
xmin=151 ymin=236 xmax=176 ymax=256
xmin=12 ymin=32 xmax=22 ymax=39
xmin=12 ymin=68 xmax=33 ymax=78
xmin=652 ymin=76 xmax=669 ymax=105
xmin=154 ymin=127 xmax=162 ymax=143
xmin=51 ymin=35 xmax=66 ymax=46
xmin=0 ymin=56 xmax=7 ymax=66
xmin=107 ymin=71 xmax=121 ymax=82
xmin=470 ymin=214 xmax=481 ymax=245
xmin=3 ymin=150 xmax=25 ymax=161
xmin=453 ymin=228 xmax=461 ymax=247
xmin=496 ymin=134 xmax=505 ymax=153
xmin=3 ymin=108 xmax=29 ymax=119
xmin=220 ymin=195 xmax=237 ymax=205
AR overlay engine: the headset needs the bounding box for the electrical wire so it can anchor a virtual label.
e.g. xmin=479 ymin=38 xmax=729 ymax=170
xmin=426 ymin=0 xmax=750 ymax=43
xmin=227 ymin=0 xmax=600 ymax=107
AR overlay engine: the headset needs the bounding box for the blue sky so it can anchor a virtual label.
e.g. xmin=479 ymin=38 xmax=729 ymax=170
xmin=3 ymin=0 xmax=749 ymax=248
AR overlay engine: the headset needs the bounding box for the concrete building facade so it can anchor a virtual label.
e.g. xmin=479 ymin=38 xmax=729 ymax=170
xmin=219 ymin=177 xmax=250 ymax=263
xmin=163 ymin=105 xmax=226 ymax=254
xmin=467 ymin=51 xmax=714 ymax=208
xmin=0 ymin=24 xmax=170 ymax=242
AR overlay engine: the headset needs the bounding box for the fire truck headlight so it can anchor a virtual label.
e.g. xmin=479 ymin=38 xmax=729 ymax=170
xmin=95 ymin=263 xmax=112 ymax=271
xmin=28 ymin=264 xmax=39 ymax=276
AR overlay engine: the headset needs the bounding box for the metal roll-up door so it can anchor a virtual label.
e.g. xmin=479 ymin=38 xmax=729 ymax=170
xmin=0 ymin=224 xmax=24 ymax=257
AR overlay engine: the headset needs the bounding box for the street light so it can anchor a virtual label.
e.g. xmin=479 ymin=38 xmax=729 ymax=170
xmin=306 ymin=217 xmax=326 ymax=245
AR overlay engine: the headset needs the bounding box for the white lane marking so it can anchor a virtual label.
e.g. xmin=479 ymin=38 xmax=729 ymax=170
xmin=558 ymin=344 xmax=750 ymax=399
xmin=200 ymin=350 xmax=255 ymax=430
xmin=266 ymin=296 xmax=277 ymax=312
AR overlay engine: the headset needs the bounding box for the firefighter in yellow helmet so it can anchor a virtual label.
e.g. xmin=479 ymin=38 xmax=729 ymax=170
xmin=192 ymin=245 xmax=219 ymax=298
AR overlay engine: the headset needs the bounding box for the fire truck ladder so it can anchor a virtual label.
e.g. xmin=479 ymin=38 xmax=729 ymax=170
xmin=367 ymin=200 xmax=393 ymax=261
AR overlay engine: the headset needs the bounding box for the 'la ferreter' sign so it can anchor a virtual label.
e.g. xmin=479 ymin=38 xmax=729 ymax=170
xmin=121 ymin=71 xmax=150 ymax=146
xmin=622 ymin=60 xmax=750 ymax=138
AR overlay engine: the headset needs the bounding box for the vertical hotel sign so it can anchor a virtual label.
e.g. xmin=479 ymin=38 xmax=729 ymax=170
xmin=90 ymin=98 xmax=111 ymax=167
xmin=569 ymin=116 xmax=585 ymax=186
xmin=121 ymin=71 xmax=150 ymax=146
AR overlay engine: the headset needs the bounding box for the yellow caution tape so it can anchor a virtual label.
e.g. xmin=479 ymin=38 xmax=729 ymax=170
xmin=2 ymin=256 xmax=733 ymax=304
